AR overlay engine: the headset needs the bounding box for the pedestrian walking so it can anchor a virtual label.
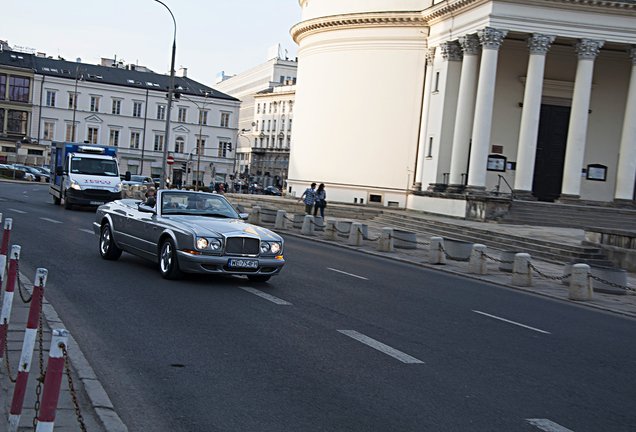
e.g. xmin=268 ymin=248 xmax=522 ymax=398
xmin=298 ymin=182 xmax=317 ymax=215
xmin=313 ymin=183 xmax=327 ymax=218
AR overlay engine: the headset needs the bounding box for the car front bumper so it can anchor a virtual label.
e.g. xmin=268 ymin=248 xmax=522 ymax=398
xmin=67 ymin=189 xmax=121 ymax=206
xmin=176 ymin=252 xmax=285 ymax=276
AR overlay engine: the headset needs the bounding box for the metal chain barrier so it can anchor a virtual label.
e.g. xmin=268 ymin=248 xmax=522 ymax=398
xmin=589 ymin=274 xmax=636 ymax=292
xmin=15 ymin=258 xmax=33 ymax=303
xmin=3 ymin=317 xmax=16 ymax=383
xmin=480 ymin=252 xmax=514 ymax=264
xmin=395 ymin=236 xmax=431 ymax=247
xmin=309 ymin=219 xmax=327 ymax=229
xmin=361 ymin=232 xmax=381 ymax=242
xmin=61 ymin=344 xmax=88 ymax=431
xmin=439 ymin=244 xmax=470 ymax=262
xmin=33 ymin=288 xmax=45 ymax=430
xmin=528 ymin=262 xmax=572 ymax=281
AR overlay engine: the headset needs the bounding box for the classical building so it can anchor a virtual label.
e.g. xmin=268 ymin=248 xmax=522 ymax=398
xmin=288 ymin=0 xmax=636 ymax=216
xmin=0 ymin=49 xmax=239 ymax=186
xmin=244 ymin=83 xmax=295 ymax=188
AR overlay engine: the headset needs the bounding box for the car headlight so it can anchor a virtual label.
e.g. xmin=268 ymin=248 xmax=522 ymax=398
xmin=209 ymin=238 xmax=222 ymax=251
xmin=114 ymin=182 xmax=122 ymax=193
xmin=270 ymin=242 xmax=281 ymax=254
xmin=260 ymin=242 xmax=270 ymax=253
xmin=196 ymin=238 xmax=209 ymax=249
xmin=196 ymin=237 xmax=222 ymax=251
xmin=70 ymin=180 xmax=82 ymax=190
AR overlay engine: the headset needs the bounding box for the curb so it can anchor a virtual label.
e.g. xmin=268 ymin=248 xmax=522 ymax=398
xmin=19 ymin=272 xmax=128 ymax=432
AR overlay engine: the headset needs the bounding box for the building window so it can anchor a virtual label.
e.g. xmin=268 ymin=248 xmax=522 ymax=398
xmin=255 ymin=121 xmax=258 ymax=131
xmin=157 ymin=105 xmax=166 ymax=120
xmin=109 ymin=129 xmax=120 ymax=146
xmin=427 ymin=137 xmax=433 ymax=157
xmin=9 ymin=76 xmax=30 ymax=102
xmin=273 ymin=120 xmax=276 ymax=131
xmin=281 ymin=119 xmax=285 ymax=131
xmin=289 ymin=101 xmax=293 ymax=112
xmin=90 ymin=96 xmax=100 ymax=112
xmin=287 ymin=137 xmax=291 ymax=148
xmin=0 ymin=75 xmax=5 ymax=100
xmin=130 ymin=131 xmax=141 ymax=149
xmin=282 ymin=101 xmax=286 ymax=113
xmin=196 ymin=138 xmax=205 ymax=155
xmin=199 ymin=110 xmax=208 ymax=125
xmin=254 ymin=138 xmax=257 ymax=147
xmin=267 ymin=120 xmax=271 ymax=131
xmin=257 ymin=103 xmax=260 ymax=114
xmin=28 ymin=149 xmax=43 ymax=156
xmin=274 ymin=102 xmax=278 ymax=113
xmin=133 ymin=102 xmax=143 ymax=118
xmin=7 ymin=110 xmax=28 ymax=134
xmin=87 ymin=126 xmax=99 ymax=144
xmin=66 ymin=123 xmax=77 ymax=141
xmin=46 ymin=91 xmax=56 ymax=107
xmin=288 ymin=119 xmax=292 ymax=131
xmin=0 ymin=109 xmax=3 ymax=133
xmin=218 ymin=141 xmax=230 ymax=158
xmin=174 ymin=136 xmax=185 ymax=153
xmin=112 ymin=100 xmax=121 ymax=115
xmin=434 ymin=72 xmax=440 ymax=92
xmin=220 ymin=112 xmax=230 ymax=128
xmin=268 ymin=103 xmax=272 ymax=113
xmin=261 ymin=120 xmax=265 ymax=131
xmin=154 ymin=134 xmax=164 ymax=151
xmin=68 ymin=93 xmax=77 ymax=109
xmin=280 ymin=76 xmax=285 ymax=84
xmin=178 ymin=107 xmax=187 ymax=122
xmin=263 ymin=103 xmax=267 ymax=113
xmin=43 ymin=122 xmax=55 ymax=140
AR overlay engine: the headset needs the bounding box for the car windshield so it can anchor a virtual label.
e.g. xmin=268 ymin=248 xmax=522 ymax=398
xmin=160 ymin=192 xmax=240 ymax=218
xmin=129 ymin=175 xmax=148 ymax=183
xmin=70 ymin=157 xmax=119 ymax=176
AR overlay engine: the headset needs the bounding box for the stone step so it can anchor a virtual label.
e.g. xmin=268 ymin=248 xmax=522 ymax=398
xmin=374 ymin=214 xmax=612 ymax=265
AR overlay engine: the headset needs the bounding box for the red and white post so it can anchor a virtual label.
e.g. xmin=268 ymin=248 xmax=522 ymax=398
xmin=0 ymin=245 xmax=20 ymax=360
xmin=0 ymin=217 xmax=12 ymax=256
xmin=35 ymin=329 xmax=70 ymax=432
xmin=8 ymin=268 xmax=48 ymax=432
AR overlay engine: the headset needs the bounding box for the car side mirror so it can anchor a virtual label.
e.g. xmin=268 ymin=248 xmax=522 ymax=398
xmin=239 ymin=213 xmax=249 ymax=220
xmin=55 ymin=165 xmax=63 ymax=176
xmin=138 ymin=198 xmax=157 ymax=214
xmin=125 ymin=171 xmax=131 ymax=181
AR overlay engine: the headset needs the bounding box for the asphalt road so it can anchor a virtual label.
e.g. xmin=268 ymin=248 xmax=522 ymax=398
xmin=1 ymin=182 xmax=635 ymax=432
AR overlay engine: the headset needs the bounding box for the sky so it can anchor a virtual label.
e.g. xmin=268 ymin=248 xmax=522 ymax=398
xmin=2 ymin=0 xmax=301 ymax=85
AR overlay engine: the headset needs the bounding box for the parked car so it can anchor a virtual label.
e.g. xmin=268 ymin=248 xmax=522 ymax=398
xmin=10 ymin=165 xmax=36 ymax=181
xmin=13 ymin=164 xmax=47 ymax=182
xmin=263 ymin=186 xmax=282 ymax=196
xmin=93 ymin=190 xmax=285 ymax=281
xmin=31 ymin=166 xmax=51 ymax=182
xmin=122 ymin=175 xmax=155 ymax=188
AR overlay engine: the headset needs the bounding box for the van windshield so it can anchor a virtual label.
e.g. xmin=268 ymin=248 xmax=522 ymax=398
xmin=70 ymin=157 xmax=119 ymax=176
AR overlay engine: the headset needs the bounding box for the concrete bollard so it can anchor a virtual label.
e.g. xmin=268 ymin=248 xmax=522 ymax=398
xmin=275 ymin=210 xmax=288 ymax=230
xmin=429 ymin=237 xmax=446 ymax=265
xmin=35 ymin=329 xmax=70 ymax=432
xmin=301 ymin=215 xmax=315 ymax=236
xmin=569 ymin=264 xmax=593 ymax=301
xmin=511 ymin=253 xmax=532 ymax=287
xmin=9 ymin=268 xmax=48 ymax=432
xmin=0 ymin=245 xmax=20 ymax=360
xmin=324 ymin=219 xmax=338 ymax=241
xmin=377 ymin=228 xmax=394 ymax=252
xmin=348 ymin=222 xmax=363 ymax=246
xmin=248 ymin=206 xmax=261 ymax=224
xmin=468 ymin=244 xmax=488 ymax=275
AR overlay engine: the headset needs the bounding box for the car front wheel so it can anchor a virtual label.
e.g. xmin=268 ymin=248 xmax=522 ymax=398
xmin=100 ymin=224 xmax=122 ymax=260
xmin=160 ymin=238 xmax=184 ymax=280
xmin=63 ymin=190 xmax=72 ymax=210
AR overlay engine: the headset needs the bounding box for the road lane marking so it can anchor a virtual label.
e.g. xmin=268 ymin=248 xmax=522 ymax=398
xmin=8 ymin=208 xmax=26 ymax=214
xmin=238 ymin=287 xmax=292 ymax=305
xmin=337 ymin=330 xmax=424 ymax=364
xmin=526 ymin=419 xmax=573 ymax=431
xmin=472 ymin=310 xmax=551 ymax=334
xmin=327 ymin=268 xmax=368 ymax=280
xmin=40 ymin=217 xmax=62 ymax=224
xmin=79 ymin=229 xmax=94 ymax=234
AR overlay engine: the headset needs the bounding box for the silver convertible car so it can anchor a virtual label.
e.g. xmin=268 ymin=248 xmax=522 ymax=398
xmin=93 ymin=190 xmax=285 ymax=281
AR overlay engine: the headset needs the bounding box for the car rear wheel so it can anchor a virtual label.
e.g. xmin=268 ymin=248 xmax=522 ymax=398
xmin=248 ymin=275 xmax=271 ymax=283
xmin=160 ymin=238 xmax=184 ymax=280
xmin=100 ymin=224 xmax=122 ymax=260
xmin=52 ymin=194 xmax=61 ymax=205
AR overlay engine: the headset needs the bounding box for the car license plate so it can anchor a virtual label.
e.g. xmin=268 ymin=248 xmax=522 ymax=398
xmin=228 ymin=259 xmax=258 ymax=269
xmin=89 ymin=201 xmax=105 ymax=205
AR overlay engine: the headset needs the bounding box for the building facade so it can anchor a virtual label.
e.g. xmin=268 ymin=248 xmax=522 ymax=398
xmin=0 ymin=50 xmax=240 ymax=186
xmin=288 ymin=0 xmax=636 ymax=216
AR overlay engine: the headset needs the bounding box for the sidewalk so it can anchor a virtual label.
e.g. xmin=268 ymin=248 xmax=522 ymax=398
xmin=265 ymin=211 xmax=636 ymax=319
xmin=0 ymin=271 xmax=127 ymax=431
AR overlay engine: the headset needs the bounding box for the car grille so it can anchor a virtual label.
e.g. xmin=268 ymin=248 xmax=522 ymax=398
xmin=83 ymin=189 xmax=113 ymax=198
xmin=225 ymin=237 xmax=259 ymax=256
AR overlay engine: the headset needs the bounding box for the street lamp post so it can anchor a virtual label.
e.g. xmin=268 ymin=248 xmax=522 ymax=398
xmin=71 ymin=66 xmax=84 ymax=142
xmin=155 ymin=0 xmax=176 ymax=190
xmin=195 ymin=92 xmax=211 ymax=191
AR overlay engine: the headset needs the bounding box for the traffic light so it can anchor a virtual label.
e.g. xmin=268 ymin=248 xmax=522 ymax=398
xmin=228 ymin=143 xmax=232 ymax=152
xmin=181 ymin=162 xmax=186 ymax=171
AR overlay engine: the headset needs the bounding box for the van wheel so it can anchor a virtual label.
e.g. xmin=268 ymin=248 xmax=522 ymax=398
xmin=160 ymin=239 xmax=184 ymax=280
xmin=100 ymin=224 xmax=122 ymax=260
xmin=52 ymin=195 xmax=61 ymax=205
xmin=63 ymin=191 xmax=72 ymax=210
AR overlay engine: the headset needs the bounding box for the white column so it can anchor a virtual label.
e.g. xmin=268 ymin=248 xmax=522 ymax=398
xmin=514 ymin=34 xmax=556 ymax=197
xmin=414 ymin=49 xmax=436 ymax=190
xmin=560 ymin=39 xmax=604 ymax=200
xmin=466 ymin=28 xmax=508 ymax=191
xmin=448 ymin=34 xmax=481 ymax=189
xmin=614 ymin=47 xmax=636 ymax=202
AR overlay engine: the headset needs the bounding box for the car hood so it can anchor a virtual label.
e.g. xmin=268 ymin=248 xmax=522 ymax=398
xmin=167 ymin=216 xmax=282 ymax=241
